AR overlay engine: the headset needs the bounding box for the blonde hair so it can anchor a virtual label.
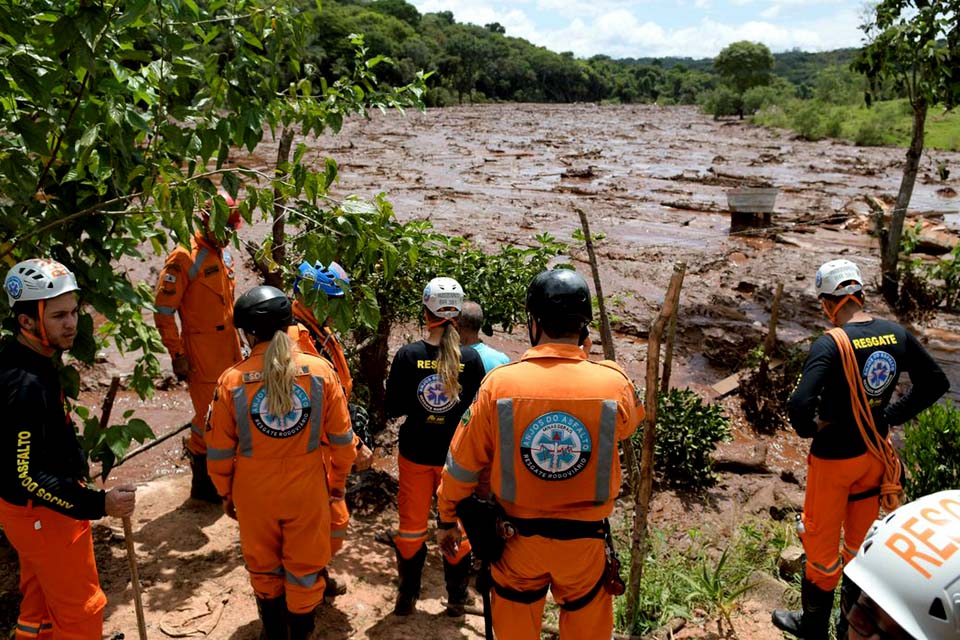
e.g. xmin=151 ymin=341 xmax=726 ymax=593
xmin=263 ymin=330 xmax=298 ymax=418
xmin=438 ymin=322 xmax=462 ymax=403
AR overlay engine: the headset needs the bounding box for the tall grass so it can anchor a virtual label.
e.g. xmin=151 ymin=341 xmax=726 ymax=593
xmin=752 ymin=98 xmax=960 ymax=151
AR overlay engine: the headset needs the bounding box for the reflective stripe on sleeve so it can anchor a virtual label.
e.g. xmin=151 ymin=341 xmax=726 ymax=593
xmin=234 ymin=386 xmax=253 ymax=457
xmin=207 ymin=446 xmax=235 ymax=461
xmin=594 ymin=400 xmax=618 ymax=504
xmin=497 ymin=398 xmax=516 ymax=503
xmin=328 ymin=429 xmax=355 ymax=446
xmin=155 ymin=306 xmax=177 ymax=315
xmin=188 ymin=247 xmax=209 ymax=281
xmin=444 ymin=451 xmax=480 ymax=483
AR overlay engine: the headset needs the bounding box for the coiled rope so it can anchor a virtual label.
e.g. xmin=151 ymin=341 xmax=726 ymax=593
xmin=827 ymin=327 xmax=902 ymax=512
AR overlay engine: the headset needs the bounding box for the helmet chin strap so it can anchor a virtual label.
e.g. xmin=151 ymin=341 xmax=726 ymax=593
xmin=822 ymin=294 xmax=863 ymax=326
xmin=527 ymin=315 xmax=542 ymax=346
xmin=22 ymin=300 xmax=53 ymax=349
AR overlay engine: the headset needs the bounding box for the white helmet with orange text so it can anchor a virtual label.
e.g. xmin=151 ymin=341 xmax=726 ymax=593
xmin=844 ymin=490 xmax=960 ymax=639
xmin=5 ymin=258 xmax=80 ymax=307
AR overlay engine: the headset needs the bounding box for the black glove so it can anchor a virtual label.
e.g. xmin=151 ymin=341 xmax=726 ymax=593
xmin=348 ymin=403 xmax=371 ymax=444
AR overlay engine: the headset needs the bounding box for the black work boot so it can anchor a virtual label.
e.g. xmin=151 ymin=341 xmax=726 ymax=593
xmin=189 ymin=451 xmax=221 ymax=503
xmin=255 ymin=596 xmax=287 ymax=640
xmin=443 ymin=553 xmax=472 ymax=617
xmin=393 ymin=545 xmax=427 ymax=616
xmin=835 ymin=573 xmax=861 ymax=640
xmin=321 ymin=568 xmax=347 ymax=600
xmin=771 ymin=578 xmax=835 ymax=640
xmin=287 ymin=610 xmax=315 ymax=640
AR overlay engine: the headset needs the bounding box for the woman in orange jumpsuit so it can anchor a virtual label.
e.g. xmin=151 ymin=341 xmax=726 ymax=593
xmin=206 ymin=285 xmax=356 ymax=640
xmin=385 ymin=276 xmax=485 ymax=616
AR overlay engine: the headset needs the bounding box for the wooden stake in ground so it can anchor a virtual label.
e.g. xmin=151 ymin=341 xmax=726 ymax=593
xmin=626 ymin=262 xmax=685 ymax=629
xmin=123 ymin=517 xmax=148 ymax=640
xmin=759 ymin=282 xmax=784 ymax=380
xmin=99 ymin=377 xmax=148 ymax=640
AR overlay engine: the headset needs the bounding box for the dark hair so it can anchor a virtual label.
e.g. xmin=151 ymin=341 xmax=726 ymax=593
xmin=458 ymin=300 xmax=483 ymax=333
xmin=11 ymin=300 xmax=39 ymax=319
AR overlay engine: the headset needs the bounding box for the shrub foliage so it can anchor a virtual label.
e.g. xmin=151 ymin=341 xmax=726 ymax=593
xmin=902 ymin=400 xmax=960 ymax=499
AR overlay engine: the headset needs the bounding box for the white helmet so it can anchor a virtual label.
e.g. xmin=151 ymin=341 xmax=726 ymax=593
xmin=815 ymin=259 xmax=863 ymax=298
xmin=5 ymin=259 xmax=80 ymax=307
xmin=422 ymin=277 xmax=464 ymax=319
xmin=844 ymin=490 xmax=960 ymax=640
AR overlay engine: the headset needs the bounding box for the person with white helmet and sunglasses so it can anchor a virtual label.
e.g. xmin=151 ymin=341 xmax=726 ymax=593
xmin=772 ymin=258 xmax=949 ymax=640
xmin=842 ymin=489 xmax=960 ymax=640
xmin=383 ymin=276 xmax=485 ymax=617
xmin=1 ymin=259 xmax=137 ymax=640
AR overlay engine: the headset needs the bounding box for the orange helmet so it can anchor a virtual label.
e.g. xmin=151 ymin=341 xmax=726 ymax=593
xmin=200 ymin=189 xmax=242 ymax=230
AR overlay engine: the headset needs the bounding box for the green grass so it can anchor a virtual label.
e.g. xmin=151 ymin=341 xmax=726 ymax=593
xmin=752 ymin=98 xmax=960 ymax=151
xmin=613 ymin=517 xmax=800 ymax=636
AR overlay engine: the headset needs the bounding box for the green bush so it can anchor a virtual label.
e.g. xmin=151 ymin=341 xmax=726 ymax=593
xmin=702 ymin=86 xmax=742 ymax=119
xmin=635 ymin=388 xmax=731 ymax=489
xmin=791 ymin=101 xmax=828 ymax=140
xmin=902 ymin=400 xmax=960 ymax=499
xmin=854 ymin=112 xmax=889 ymax=146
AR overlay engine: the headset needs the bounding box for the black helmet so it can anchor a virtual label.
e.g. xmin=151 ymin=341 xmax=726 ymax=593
xmin=234 ymin=286 xmax=292 ymax=339
xmin=526 ymin=269 xmax=592 ymax=338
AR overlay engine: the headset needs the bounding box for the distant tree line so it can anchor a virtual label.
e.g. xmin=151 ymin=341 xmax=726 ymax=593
xmin=304 ymin=0 xmax=863 ymax=107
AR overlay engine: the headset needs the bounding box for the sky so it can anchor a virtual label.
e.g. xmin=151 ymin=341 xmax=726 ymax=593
xmin=407 ymin=0 xmax=872 ymax=59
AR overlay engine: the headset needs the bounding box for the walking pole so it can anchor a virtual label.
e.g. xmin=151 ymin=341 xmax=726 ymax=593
xmin=123 ymin=516 xmax=148 ymax=640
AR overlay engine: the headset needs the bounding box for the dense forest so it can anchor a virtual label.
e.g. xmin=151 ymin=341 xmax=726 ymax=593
xmin=306 ymin=0 xmax=861 ymax=106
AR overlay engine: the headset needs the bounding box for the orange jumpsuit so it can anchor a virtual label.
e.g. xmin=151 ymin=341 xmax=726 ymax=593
xmin=205 ymin=342 xmax=356 ymax=613
xmin=155 ymin=232 xmax=242 ymax=454
xmin=289 ymin=314 xmax=357 ymax=555
xmin=438 ymin=343 xmax=643 ymax=640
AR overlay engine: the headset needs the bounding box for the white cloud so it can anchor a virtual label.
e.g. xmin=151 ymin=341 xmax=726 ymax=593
xmin=408 ymin=1 xmax=866 ymax=58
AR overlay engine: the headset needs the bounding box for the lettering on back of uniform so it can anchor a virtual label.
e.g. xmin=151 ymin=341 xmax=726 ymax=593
xmin=250 ymin=384 xmax=312 ymax=438
xmin=520 ymin=412 xmax=592 ymax=481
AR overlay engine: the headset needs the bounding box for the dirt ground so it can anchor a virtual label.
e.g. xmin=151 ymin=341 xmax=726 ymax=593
xmin=2 ymin=103 xmax=958 ymax=640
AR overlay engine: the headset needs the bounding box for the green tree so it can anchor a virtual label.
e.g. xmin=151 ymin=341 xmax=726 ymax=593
xmin=714 ymin=41 xmax=775 ymax=117
xmin=854 ymin=0 xmax=960 ymax=303
xmin=0 ymin=0 xmax=426 ymax=473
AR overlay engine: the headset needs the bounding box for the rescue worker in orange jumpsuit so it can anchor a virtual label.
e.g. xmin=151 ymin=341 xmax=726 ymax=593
xmin=437 ymin=269 xmax=644 ymax=640
xmin=771 ymin=259 xmax=949 ymax=640
xmin=289 ymin=261 xmax=374 ymax=598
xmin=154 ymin=192 xmax=243 ymax=502
xmin=1 ymin=259 xmax=137 ymax=640
xmin=206 ymin=285 xmax=356 ymax=640
xmin=384 ymin=277 xmax=485 ymax=616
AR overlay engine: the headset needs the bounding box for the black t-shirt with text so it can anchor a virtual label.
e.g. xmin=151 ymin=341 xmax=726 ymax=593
xmin=788 ymin=318 xmax=949 ymax=459
xmin=0 ymin=339 xmax=106 ymax=519
xmin=385 ymin=340 xmax=484 ymax=466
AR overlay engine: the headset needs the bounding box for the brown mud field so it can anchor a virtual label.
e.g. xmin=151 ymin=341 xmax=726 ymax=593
xmin=2 ymin=104 xmax=958 ymax=639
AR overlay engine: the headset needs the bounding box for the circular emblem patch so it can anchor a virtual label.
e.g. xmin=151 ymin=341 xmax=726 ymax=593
xmin=862 ymin=351 xmax=897 ymax=396
xmin=5 ymin=276 xmax=23 ymax=300
xmin=417 ymin=373 xmax=455 ymax=413
xmin=520 ymin=412 xmax=593 ymax=481
xmin=223 ymin=250 xmax=233 ymax=268
xmin=250 ymin=384 xmax=312 ymax=437
xmin=815 ymin=270 xmax=823 ymax=290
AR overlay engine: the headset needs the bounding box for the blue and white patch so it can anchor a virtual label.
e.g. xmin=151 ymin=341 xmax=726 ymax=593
xmin=815 ymin=270 xmax=823 ymax=290
xmin=250 ymin=384 xmax=311 ymax=437
xmin=520 ymin=411 xmax=592 ymax=481
xmin=422 ymin=284 xmax=431 ymax=305
xmin=862 ymin=351 xmax=897 ymax=396
xmin=5 ymin=276 xmax=23 ymax=300
xmin=223 ymin=250 xmax=235 ymax=279
xmin=417 ymin=373 xmax=455 ymax=413
xmin=163 ymin=273 xmax=177 ymax=284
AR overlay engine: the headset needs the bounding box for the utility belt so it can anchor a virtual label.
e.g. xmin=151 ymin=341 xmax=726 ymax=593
xmin=456 ymin=495 xmax=626 ymax=610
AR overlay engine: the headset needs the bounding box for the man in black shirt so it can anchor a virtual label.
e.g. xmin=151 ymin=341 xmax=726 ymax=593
xmin=772 ymin=258 xmax=949 ymax=640
xmin=1 ymin=258 xmax=136 ymax=640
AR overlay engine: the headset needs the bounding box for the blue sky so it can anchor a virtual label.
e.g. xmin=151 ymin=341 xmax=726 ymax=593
xmin=407 ymin=0 xmax=871 ymax=59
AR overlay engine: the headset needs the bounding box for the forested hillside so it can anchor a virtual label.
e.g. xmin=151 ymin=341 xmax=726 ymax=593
xmin=309 ymin=0 xmax=862 ymax=105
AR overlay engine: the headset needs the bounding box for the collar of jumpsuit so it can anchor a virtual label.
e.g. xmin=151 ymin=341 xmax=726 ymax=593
xmin=520 ymin=342 xmax=588 ymax=362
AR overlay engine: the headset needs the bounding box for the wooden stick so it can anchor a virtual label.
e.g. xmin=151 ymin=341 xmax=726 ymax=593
xmin=99 ymin=376 xmax=121 ymax=431
xmin=626 ymin=262 xmax=685 ymax=628
xmin=123 ymin=517 xmax=148 ymax=640
xmin=759 ymin=282 xmax=783 ymax=379
xmin=660 ymin=309 xmax=679 ymax=393
xmin=575 ymin=206 xmax=615 ymax=361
